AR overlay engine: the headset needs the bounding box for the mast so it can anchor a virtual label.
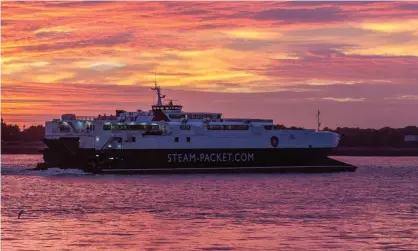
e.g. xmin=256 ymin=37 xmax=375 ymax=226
xmin=316 ymin=110 xmax=321 ymax=131
xmin=150 ymin=71 xmax=165 ymax=106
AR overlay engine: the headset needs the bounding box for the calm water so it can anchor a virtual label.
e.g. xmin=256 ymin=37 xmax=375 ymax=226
xmin=2 ymin=154 xmax=418 ymax=251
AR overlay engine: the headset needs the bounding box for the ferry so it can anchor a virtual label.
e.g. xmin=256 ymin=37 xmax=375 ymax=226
xmin=35 ymin=84 xmax=357 ymax=174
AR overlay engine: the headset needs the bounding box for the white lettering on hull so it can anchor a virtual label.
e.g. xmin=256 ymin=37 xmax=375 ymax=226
xmin=167 ymin=153 xmax=255 ymax=163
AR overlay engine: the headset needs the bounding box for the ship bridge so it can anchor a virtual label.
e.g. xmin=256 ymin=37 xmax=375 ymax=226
xmin=168 ymin=112 xmax=222 ymax=120
xmin=151 ymin=103 xmax=183 ymax=113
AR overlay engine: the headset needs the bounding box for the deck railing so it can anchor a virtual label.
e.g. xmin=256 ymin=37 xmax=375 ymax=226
xmin=94 ymin=115 xmax=118 ymax=120
xmin=75 ymin=116 xmax=96 ymax=121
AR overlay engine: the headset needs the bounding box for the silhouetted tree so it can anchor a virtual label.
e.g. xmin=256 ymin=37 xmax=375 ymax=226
xmin=327 ymin=126 xmax=418 ymax=147
xmin=1 ymin=118 xmax=21 ymax=141
xmin=21 ymin=125 xmax=45 ymax=141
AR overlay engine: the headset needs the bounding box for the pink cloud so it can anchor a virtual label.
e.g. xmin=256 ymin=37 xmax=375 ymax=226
xmin=2 ymin=1 xmax=418 ymax=128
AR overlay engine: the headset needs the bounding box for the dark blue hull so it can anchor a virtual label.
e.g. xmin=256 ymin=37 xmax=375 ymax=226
xmin=37 ymin=138 xmax=357 ymax=174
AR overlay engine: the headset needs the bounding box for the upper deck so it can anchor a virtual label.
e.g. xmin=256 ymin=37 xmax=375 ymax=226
xmin=43 ymin=84 xmax=295 ymax=138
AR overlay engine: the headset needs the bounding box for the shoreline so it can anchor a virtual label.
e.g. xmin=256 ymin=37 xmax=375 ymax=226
xmin=331 ymin=147 xmax=418 ymax=157
xmin=1 ymin=141 xmax=417 ymax=156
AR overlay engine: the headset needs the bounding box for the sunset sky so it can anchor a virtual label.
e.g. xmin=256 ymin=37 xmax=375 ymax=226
xmin=2 ymin=1 xmax=418 ymax=129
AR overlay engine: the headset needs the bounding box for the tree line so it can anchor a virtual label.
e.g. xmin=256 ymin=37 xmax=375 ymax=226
xmin=323 ymin=126 xmax=418 ymax=147
xmin=1 ymin=118 xmax=417 ymax=147
xmin=1 ymin=119 xmax=45 ymax=141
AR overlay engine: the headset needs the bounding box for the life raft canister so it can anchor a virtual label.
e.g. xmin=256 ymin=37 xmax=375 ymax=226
xmin=271 ymin=136 xmax=279 ymax=148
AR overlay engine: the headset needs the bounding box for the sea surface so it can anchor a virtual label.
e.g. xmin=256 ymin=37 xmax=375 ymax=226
xmin=2 ymin=154 xmax=418 ymax=251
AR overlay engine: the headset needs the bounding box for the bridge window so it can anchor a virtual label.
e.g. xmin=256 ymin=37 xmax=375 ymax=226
xmin=189 ymin=114 xmax=213 ymax=119
xmin=169 ymin=113 xmax=218 ymax=120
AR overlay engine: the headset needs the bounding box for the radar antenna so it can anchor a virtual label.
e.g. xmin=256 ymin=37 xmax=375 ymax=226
xmin=167 ymin=99 xmax=178 ymax=105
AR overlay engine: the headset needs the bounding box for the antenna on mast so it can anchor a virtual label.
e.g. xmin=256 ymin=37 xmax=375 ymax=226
xmin=154 ymin=68 xmax=157 ymax=86
xmin=150 ymin=68 xmax=166 ymax=106
xmin=316 ymin=110 xmax=321 ymax=131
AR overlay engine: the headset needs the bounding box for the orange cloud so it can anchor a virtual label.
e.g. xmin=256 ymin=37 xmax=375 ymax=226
xmin=2 ymin=1 xmax=418 ymax=128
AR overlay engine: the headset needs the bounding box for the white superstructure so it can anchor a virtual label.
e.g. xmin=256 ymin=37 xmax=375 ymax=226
xmin=44 ymin=84 xmax=340 ymax=151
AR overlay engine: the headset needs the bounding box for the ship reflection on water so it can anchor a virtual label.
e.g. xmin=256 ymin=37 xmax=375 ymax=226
xmin=2 ymin=155 xmax=418 ymax=250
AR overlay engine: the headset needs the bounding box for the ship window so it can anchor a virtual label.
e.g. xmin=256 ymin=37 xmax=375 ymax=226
xmin=132 ymin=137 xmax=136 ymax=142
xmin=264 ymin=125 xmax=273 ymax=130
xmin=104 ymin=124 xmax=159 ymax=131
xmin=128 ymin=124 xmax=158 ymax=131
xmin=187 ymin=114 xmax=214 ymax=120
xmin=128 ymin=125 xmax=141 ymax=130
xmin=112 ymin=124 xmax=127 ymax=130
xmin=207 ymin=125 xmax=249 ymax=130
xmin=169 ymin=114 xmax=186 ymax=119
xmin=174 ymin=137 xmax=179 ymax=142
xmin=180 ymin=124 xmax=191 ymax=130
xmin=186 ymin=137 xmax=190 ymax=142
xmin=273 ymin=125 xmax=287 ymax=130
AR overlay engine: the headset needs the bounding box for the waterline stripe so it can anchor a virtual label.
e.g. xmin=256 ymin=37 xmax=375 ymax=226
xmin=101 ymin=166 xmax=349 ymax=172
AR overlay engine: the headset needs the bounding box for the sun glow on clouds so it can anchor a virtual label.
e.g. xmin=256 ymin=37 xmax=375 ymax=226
xmin=2 ymin=1 xmax=418 ymax=128
xmin=90 ymin=62 xmax=125 ymax=71
xmin=393 ymin=95 xmax=418 ymax=101
xmin=34 ymin=26 xmax=75 ymax=35
xmin=323 ymin=97 xmax=365 ymax=102
xmin=360 ymin=20 xmax=418 ymax=33
xmin=222 ymin=29 xmax=281 ymax=40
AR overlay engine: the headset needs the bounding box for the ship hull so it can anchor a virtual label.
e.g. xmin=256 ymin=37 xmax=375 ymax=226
xmin=41 ymin=138 xmax=95 ymax=168
xmin=38 ymin=138 xmax=357 ymax=174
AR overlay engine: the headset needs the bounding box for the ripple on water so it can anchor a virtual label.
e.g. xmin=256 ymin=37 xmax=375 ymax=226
xmin=2 ymin=155 xmax=418 ymax=251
